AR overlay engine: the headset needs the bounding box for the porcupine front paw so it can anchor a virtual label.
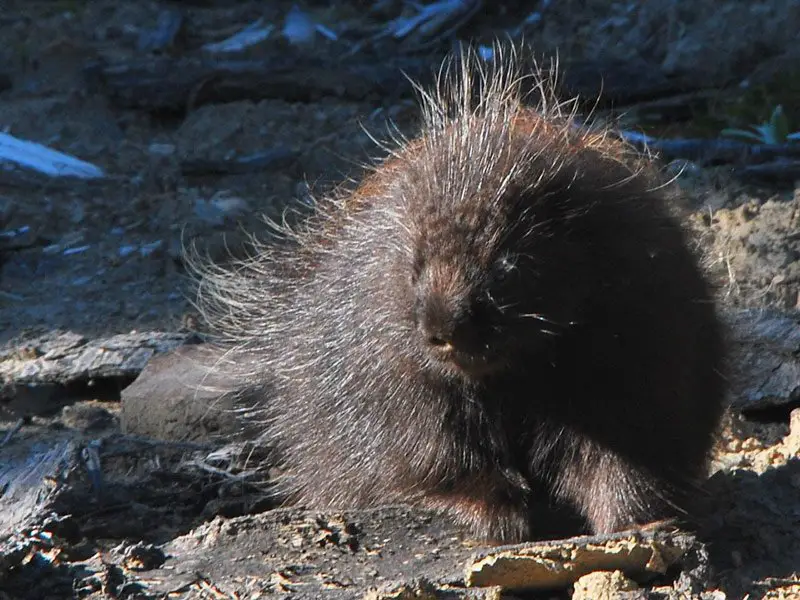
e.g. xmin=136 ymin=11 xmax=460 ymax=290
xmin=419 ymin=470 xmax=533 ymax=543
xmin=557 ymin=450 xmax=683 ymax=535
xmin=422 ymin=493 xmax=531 ymax=543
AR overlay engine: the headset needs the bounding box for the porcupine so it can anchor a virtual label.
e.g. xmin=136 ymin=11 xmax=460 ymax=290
xmin=193 ymin=46 xmax=726 ymax=543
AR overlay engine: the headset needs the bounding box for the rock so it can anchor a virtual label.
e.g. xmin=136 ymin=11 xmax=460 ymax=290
xmin=0 ymin=330 xmax=187 ymax=387
xmin=120 ymin=342 xmax=240 ymax=442
xmin=0 ymin=437 xmax=75 ymax=536
xmin=725 ymin=309 xmax=800 ymax=411
xmin=464 ymin=528 xmax=694 ymax=591
xmin=61 ymin=401 xmax=118 ymax=432
xmin=786 ymin=408 xmax=800 ymax=455
xmin=572 ymin=570 xmax=640 ymax=600
xmin=709 ymin=198 xmax=800 ymax=312
xmin=0 ymin=330 xmax=187 ymax=420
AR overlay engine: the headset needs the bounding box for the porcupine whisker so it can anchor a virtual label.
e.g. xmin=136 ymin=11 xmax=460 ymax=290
xmin=518 ymin=312 xmax=567 ymax=326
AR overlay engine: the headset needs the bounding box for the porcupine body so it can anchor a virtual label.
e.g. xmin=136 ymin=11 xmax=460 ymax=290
xmin=195 ymin=47 xmax=726 ymax=543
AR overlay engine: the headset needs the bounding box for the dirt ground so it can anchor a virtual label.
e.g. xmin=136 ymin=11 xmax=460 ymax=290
xmin=1 ymin=1 xmax=800 ymax=599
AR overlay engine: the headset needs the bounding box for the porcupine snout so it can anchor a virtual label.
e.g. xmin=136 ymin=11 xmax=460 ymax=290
xmin=415 ymin=264 xmax=498 ymax=378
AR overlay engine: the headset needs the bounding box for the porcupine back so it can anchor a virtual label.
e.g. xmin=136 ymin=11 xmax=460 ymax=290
xmin=193 ymin=45 xmax=726 ymax=543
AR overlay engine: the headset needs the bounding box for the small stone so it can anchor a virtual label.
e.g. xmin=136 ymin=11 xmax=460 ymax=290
xmin=61 ymin=402 xmax=117 ymax=432
xmin=786 ymin=408 xmax=800 ymax=455
xmin=572 ymin=570 xmax=639 ymax=600
xmin=122 ymin=542 xmax=166 ymax=571
xmin=193 ymin=192 xmax=250 ymax=226
xmin=210 ymin=192 xmax=249 ymax=217
xmin=148 ymin=143 xmax=176 ymax=156
xmin=740 ymin=437 xmax=762 ymax=451
xmin=139 ymin=240 xmax=163 ymax=257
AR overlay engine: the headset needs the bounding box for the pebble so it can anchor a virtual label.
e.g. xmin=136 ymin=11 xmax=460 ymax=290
xmin=148 ymin=143 xmax=176 ymax=157
xmin=572 ymin=570 xmax=639 ymax=600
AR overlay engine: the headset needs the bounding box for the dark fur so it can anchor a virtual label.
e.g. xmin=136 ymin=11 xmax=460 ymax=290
xmin=193 ymin=46 xmax=726 ymax=543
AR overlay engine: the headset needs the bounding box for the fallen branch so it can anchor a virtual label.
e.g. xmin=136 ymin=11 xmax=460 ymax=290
xmin=85 ymin=55 xmax=433 ymax=111
xmin=622 ymin=131 xmax=800 ymax=167
xmin=87 ymin=53 xmax=700 ymax=114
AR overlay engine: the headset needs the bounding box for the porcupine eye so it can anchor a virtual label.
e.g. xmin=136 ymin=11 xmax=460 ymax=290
xmin=495 ymin=255 xmax=516 ymax=280
xmin=486 ymin=254 xmax=519 ymax=314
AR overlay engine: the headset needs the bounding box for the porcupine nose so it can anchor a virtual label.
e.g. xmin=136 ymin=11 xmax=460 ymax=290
xmin=419 ymin=299 xmax=499 ymax=376
xmin=419 ymin=295 xmax=477 ymax=357
xmin=419 ymin=296 xmax=458 ymax=352
xmin=425 ymin=328 xmax=454 ymax=352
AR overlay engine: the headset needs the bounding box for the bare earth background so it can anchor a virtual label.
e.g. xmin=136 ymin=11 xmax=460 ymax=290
xmin=1 ymin=1 xmax=799 ymax=599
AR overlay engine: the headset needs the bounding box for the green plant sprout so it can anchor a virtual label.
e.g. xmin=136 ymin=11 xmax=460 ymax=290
xmin=721 ymin=105 xmax=800 ymax=144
